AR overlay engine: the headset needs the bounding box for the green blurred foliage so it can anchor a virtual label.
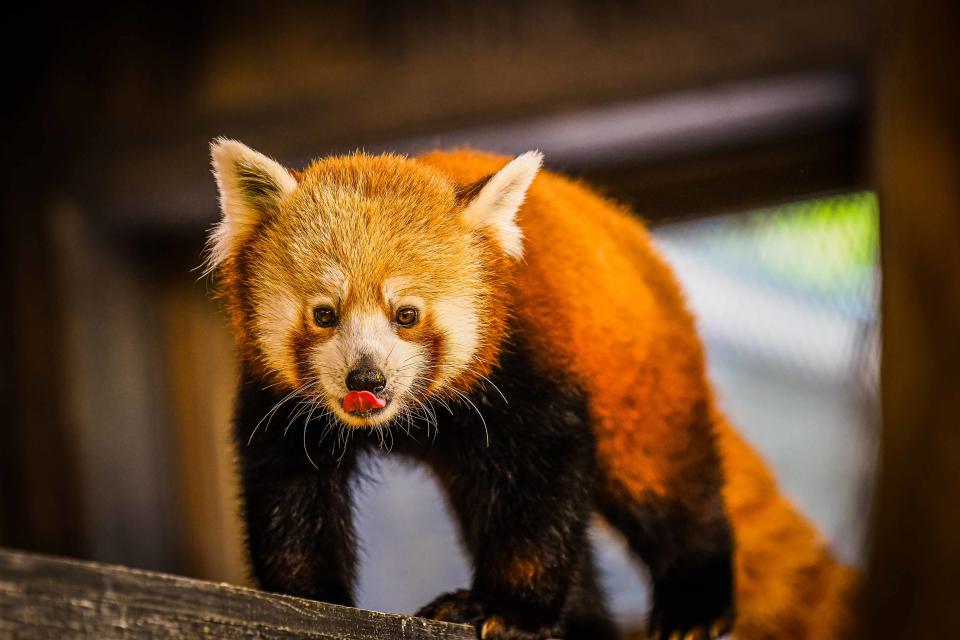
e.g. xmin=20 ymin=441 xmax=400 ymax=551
xmin=704 ymin=192 xmax=879 ymax=302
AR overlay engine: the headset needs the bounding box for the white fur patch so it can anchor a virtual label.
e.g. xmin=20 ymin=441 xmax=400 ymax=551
xmin=206 ymin=138 xmax=297 ymax=272
xmin=253 ymin=287 xmax=302 ymax=385
xmin=432 ymin=295 xmax=479 ymax=381
xmin=311 ymin=307 xmax=424 ymax=427
xmin=461 ymin=150 xmax=542 ymax=259
xmin=341 ymin=310 xmax=395 ymax=364
xmin=382 ymin=276 xmax=413 ymax=302
xmin=319 ymin=267 xmax=350 ymax=302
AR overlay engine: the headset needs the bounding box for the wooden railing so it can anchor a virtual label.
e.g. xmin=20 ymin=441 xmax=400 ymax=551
xmin=0 ymin=548 xmax=475 ymax=639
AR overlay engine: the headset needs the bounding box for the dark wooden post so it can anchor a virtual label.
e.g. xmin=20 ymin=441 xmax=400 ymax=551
xmin=858 ymin=0 xmax=960 ymax=635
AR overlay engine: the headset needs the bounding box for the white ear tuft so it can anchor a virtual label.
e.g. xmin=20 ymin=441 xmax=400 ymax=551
xmin=461 ymin=151 xmax=542 ymax=259
xmin=205 ymin=138 xmax=297 ymax=273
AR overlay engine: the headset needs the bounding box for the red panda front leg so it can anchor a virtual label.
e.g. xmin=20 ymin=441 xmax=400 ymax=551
xmin=417 ymin=425 xmax=599 ymax=640
xmin=412 ymin=348 xmax=613 ymax=639
xmin=597 ymin=401 xmax=735 ymax=639
xmin=234 ymin=375 xmax=360 ymax=606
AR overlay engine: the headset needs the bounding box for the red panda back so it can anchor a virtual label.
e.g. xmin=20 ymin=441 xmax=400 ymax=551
xmin=419 ymin=149 xmax=855 ymax=639
xmin=420 ymin=149 xmax=711 ymax=497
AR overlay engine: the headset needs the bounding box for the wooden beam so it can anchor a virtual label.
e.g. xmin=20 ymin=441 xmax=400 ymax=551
xmin=92 ymin=71 xmax=866 ymax=236
xmin=0 ymin=548 xmax=474 ymax=640
xmin=35 ymin=1 xmax=868 ymax=229
xmin=858 ymin=0 xmax=960 ymax=636
xmin=582 ymin=121 xmax=865 ymax=223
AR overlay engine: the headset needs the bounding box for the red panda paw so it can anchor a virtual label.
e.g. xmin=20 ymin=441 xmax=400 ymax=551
xmin=648 ymin=549 xmax=735 ymax=640
xmin=416 ymin=588 xmax=485 ymax=625
xmin=647 ymin=608 xmax=734 ymax=640
xmin=416 ymin=589 xmax=559 ymax=640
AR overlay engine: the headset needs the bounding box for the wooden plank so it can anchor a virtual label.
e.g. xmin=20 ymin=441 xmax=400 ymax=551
xmin=0 ymin=548 xmax=474 ymax=640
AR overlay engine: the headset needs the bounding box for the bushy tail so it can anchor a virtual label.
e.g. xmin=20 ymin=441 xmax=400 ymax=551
xmin=716 ymin=414 xmax=858 ymax=639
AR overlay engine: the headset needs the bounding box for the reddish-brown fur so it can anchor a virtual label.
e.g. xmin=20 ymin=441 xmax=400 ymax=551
xmin=216 ymin=145 xmax=855 ymax=638
xmin=419 ymin=150 xmax=856 ymax=639
xmin=219 ymin=154 xmax=516 ymax=397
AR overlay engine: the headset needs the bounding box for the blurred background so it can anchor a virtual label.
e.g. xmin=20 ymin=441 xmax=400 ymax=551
xmin=1 ymin=2 xmax=957 ymax=637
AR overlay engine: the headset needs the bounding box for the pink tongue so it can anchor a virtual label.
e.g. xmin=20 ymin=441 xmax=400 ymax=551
xmin=343 ymin=390 xmax=386 ymax=413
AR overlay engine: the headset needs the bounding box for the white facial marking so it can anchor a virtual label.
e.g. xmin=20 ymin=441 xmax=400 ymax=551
xmin=311 ymin=306 xmax=425 ymax=427
xmin=433 ymin=295 xmax=479 ymax=382
xmin=253 ymin=287 xmax=302 ymax=385
xmin=342 ymin=309 xmax=394 ymax=364
xmin=322 ymin=266 xmax=349 ymax=302
xmin=382 ymin=276 xmax=411 ymax=302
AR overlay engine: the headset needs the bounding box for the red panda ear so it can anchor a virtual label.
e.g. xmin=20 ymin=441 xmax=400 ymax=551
xmin=205 ymin=138 xmax=297 ymax=273
xmin=459 ymin=151 xmax=542 ymax=260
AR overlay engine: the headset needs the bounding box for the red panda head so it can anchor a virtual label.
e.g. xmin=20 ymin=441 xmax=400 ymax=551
xmin=207 ymin=139 xmax=541 ymax=428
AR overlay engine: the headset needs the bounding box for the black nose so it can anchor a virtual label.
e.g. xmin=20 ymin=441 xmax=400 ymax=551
xmin=346 ymin=367 xmax=386 ymax=393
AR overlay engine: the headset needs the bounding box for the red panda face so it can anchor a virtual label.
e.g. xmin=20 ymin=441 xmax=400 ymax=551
xmin=208 ymin=140 xmax=540 ymax=430
xmin=240 ymin=156 xmax=486 ymax=429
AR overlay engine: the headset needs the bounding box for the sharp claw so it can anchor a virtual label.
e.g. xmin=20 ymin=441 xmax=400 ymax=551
xmin=480 ymin=616 xmax=504 ymax=640
xmin=709 ymin=620 xmax=727 ymax=639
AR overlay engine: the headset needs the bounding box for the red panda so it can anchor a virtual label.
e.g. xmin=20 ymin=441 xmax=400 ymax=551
xmin=207 ymin=140 xmax=856 ymax=640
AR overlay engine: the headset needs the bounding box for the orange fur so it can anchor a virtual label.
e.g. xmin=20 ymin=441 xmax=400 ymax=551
xmin=215 ymin=152 xmax=515 ymax=412
xmin=419 ymin=150 xmax=856 ymax=639
xmin=213 ymin=143 xmax=855 ymax=637
xmin=501 ymin=555 xmax=545 ymax=589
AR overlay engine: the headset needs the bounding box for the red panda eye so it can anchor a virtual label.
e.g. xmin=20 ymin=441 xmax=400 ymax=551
xmin=395 ymin=306 xmax=419 ymax=328
xmin=313 ymin=305 xmax=337 ymax=328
